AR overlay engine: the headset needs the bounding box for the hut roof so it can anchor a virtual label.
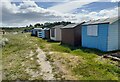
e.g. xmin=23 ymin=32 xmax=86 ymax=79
xmin=61 ymin=24 xmax=79 ymax=29
xmin=83 ymin=17 xmax=120 ymax=25
xmin=34 ymin=28 xmax=43 ymax=30
xmin=61 ymin=22 xmax=85 ymax=29
xmin=43 ymin=28 xmax=50 ymax=30
xmin=52 ymin=25 xmax=64 ymax=28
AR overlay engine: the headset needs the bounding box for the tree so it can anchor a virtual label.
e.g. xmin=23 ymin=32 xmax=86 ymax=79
xmin=29 ymin=24 xmax=33 ymax=28
xmin=26 ymin=25 xmax=29 ymax=28
xmin=34 ymin=23 xmax=41 ymax=27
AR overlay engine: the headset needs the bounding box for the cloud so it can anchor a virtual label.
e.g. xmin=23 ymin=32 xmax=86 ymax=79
xmin=49 ymin=0 xmax=120 ymax=13
xmin=48 ymin=0 xmax=119 ymax=13
xmin=1 ymin=0 xmax=119 ymax=27
xmin=109 ymin=0 xmax=120 ymax=2
xmin=1 ymin=0 xmax=76 ymax=27
xmin=74 ymin=6 xmax=119 ymax=23
xmin=48 ymin=0 xmax=100 ymax=13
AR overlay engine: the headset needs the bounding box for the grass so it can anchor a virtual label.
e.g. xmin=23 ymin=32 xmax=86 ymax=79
xmin=2 ymin=33 xmax=120 ymax=80
xmin=2 ymin=33 xmax=42 ymax=80
xmin=50 ymin=43 xmax=71 ymax=53
xmin=73 ymin=54 xmax=119 ymax=80
xmin=42 ymin=40 xmax=120 ymax=80
xmin=71 ymin=49 xmax=98 ymax=59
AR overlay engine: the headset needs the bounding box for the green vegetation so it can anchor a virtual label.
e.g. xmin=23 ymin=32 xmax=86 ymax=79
xmin=39 ymin=40 xmax=120 ymax=80
xmin=2 ymin=21 xmax=72 ymax=33
xmin=2 ymin=28 xmax=26 ymax=32
xmin=2 ymin=33 xmax=119 ymax=80
xmin=2 ymin=33 xmax=42 ymax=80
xmin=72 ymin=49 xmax=119 ymax=80
xmin=50 ymin=43 xmax=71 ymax=53
xmin=43 ymin=21 xmax=72 ymax=28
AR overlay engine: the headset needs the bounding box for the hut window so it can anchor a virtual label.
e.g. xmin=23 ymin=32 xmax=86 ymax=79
xmin=51 ymin=28 xmax=55 ymax=37
xmin=87 ymin=25 xmax=98 ymax=36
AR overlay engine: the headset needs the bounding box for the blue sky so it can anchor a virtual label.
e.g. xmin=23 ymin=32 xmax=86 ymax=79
xmin=12 ymin=1 xmax=118 ymax=12
xmin=35 ymin=2 xmax=118 ymax=11
xmin=35 ymin=2 xmax=63 ymax=9
xmin=1 ymin=0 xmax=119 ymax=27
xmin=11 ymin=2 xmax=63 ymax=9
xmin=71 ymin=2 xmax=118 ymax=13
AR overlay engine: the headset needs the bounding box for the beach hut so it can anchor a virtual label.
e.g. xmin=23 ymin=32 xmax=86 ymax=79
xmin=50 ymin=25 xmax=64 ymax=41
xmin=61 ymin=23 xmax=84 ymax=46
xmin=44 ymin=28 xmax=50 ymax=39
xmin=82 ymin=17 xmax=120 ymax=51
xmin=37 ymin=28 xmax=50 ymax=39
xmin=37 ymin=29 xmax=44 ymax=38
xmin=31 ymin=28 xmax=42 ymax=36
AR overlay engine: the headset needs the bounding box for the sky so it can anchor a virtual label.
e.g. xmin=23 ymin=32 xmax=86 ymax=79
xmin=1 ymin=0 xmax=120 ymax=27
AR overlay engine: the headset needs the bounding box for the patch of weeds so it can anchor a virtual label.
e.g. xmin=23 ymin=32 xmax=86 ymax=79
xmin=71 ymin=49 xmax=97 ymax=59
xmin=37 ymin=38 xmax=47 ymax=49
xmin=3 ymin=33 xmax=120 ymax=80
xmin=2 ymin=33 xmax=44 ymax=80
xmin=73 ymin=59 xmax=119 ymax=80
xmin=46 ymin=54 xmax=54 ymax=62
xmin=54 ymin=72 xmax=63 ymax=80
xmin=31 ymin=52 xmax=37 ymax=59
xmin=32 ymin=76 xmax=43 ymax=80
xmin=29 ymin=66 xmax=39 ymax=72
xmin=50 ymin=44 xmax=71 ymax=53
xmin=40 ymin=45 xmax=45 ymax=49
xmin=80 ymin=47 xmax=107 ymax=55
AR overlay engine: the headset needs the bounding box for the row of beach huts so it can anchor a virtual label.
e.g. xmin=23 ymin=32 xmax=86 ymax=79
xmin=31 ymin=17 xmax=120 ymax=52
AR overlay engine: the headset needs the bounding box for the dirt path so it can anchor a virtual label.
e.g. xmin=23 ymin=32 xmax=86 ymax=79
xmin=36 ymin=47 xmax=55 ymax=80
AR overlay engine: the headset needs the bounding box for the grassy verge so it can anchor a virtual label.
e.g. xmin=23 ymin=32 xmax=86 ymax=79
xmin=39 ymin=39 xmax=120 ymax=80
xmin=50 ymin=43 xmax=71 ymax=53
xmin=2 ymin=33 xmax=42 ymax=80
xmin=2 ymin=33 xmax=120 ymax=80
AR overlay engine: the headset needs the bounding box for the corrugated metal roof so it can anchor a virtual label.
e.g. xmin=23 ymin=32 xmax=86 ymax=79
xmin=61 ymin=24 xmax=79 ymax=29
xmin=33 ymin=28 xmax=50 ymax=30
xmin=52 ymin=25 xmax=64 ymax=28
xmin=43 ymin=28 xmax=50 ymax=30
xmin=83 ymin=17 xmax=120 ymax=25
xmin=34 ymin=28 xmax=43 ymax=30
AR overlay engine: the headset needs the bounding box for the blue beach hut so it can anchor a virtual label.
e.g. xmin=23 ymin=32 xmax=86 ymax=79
xmin=37 ymin=28 xmax=50 ymax=39
xmin=37 ymin=29 xmax=45 ymax=38
xmin=82 ymin=17 xmax=120 ymax=52
xmin=31 ymin=28 xmax=42 ymax=36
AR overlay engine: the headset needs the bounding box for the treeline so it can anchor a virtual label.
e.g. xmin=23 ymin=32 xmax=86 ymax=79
xmin=43 ymin=21 xmax=72 ymax=28
xmin=24 ymin=21 xmax=72 ymax=32
xmin=2 ymin=21 xmax=72 ymax=32
xmin=25 ymin=21 xmax=72 ymax=28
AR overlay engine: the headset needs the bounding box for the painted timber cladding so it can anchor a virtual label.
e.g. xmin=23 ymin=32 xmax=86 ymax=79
xmin=44 ymin=30 xmax=50 ymax=39
xmin=38 ymin=31 xmax=45 ymax=38
xmin=61 ymin=23 xmax=82 ymax=46
xmin=108 ymin=21 xmax=119 ymax=51
xmin=50 ymin=25 xmax=63 ymax=41
xmin=74 ymin=25 xmax=82 ymax=46
xmin=56 ymin=27 xmax=61 ymax=41
xmin=61 ymin=28 xmax=75 ymax=46
xmin=31 ymin=29 xmax=37 ymax=35
xmin=118 ymin=20 xmax=120 ymax=49
xmin=31 ymin=28 xmax=42 ymax=36
xmin=50 ymin=29 xmax=57 ymax=41
xmin=82 ymin=24 xmax=109 ymax=51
